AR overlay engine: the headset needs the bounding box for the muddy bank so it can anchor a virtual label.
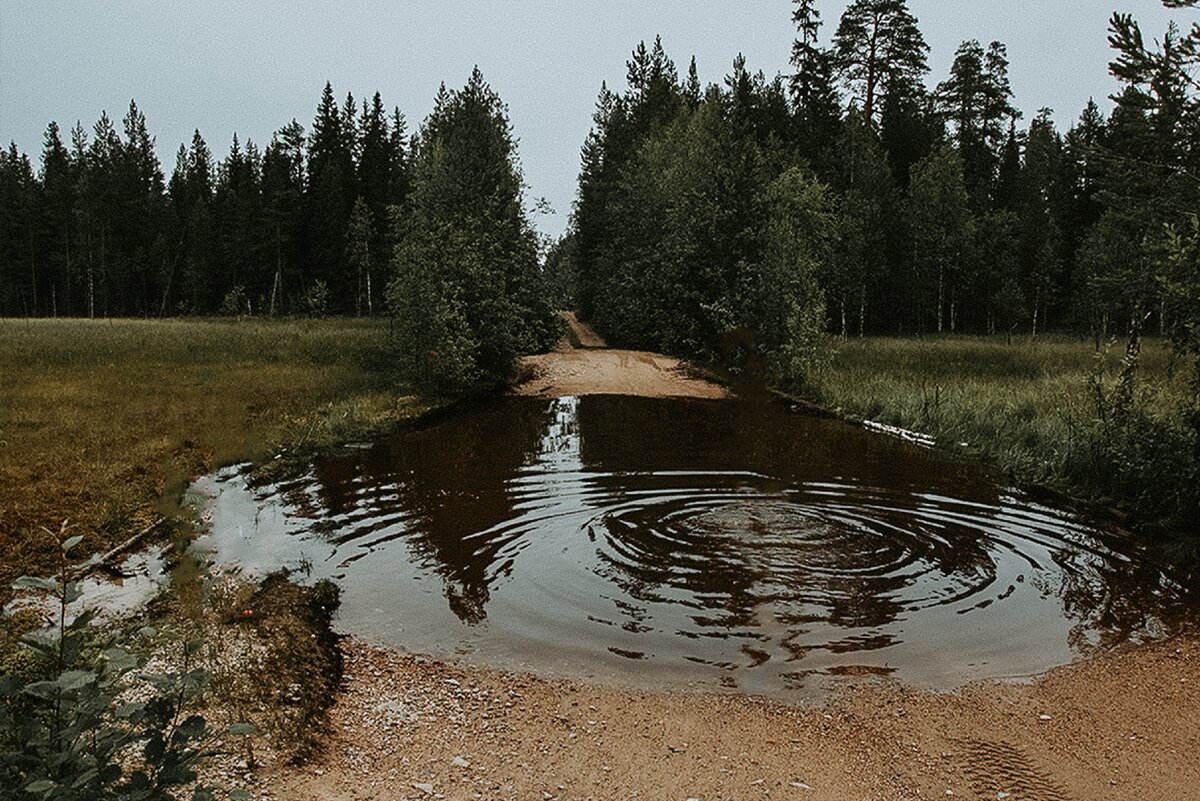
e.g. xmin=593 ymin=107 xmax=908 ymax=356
xmin=245 ymin=632 xmax=1197 ymax=801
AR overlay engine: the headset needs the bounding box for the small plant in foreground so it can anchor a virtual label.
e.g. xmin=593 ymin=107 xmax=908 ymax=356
xmin=0 ymin=523 xmax=251 ymax=800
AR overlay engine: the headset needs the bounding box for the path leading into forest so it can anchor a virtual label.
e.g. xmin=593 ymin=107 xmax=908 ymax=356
xmin=512 ymin=311 xmax=729 ymax=399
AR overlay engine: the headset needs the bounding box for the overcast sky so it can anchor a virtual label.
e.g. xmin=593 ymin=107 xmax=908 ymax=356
xmin=1 ymin=1 xmax=1192 ymax=238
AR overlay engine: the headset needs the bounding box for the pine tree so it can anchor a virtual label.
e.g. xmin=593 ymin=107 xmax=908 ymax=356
xmin=306 ymin=82 xmax=356 ymax=310
xmin=832 ymin=0 xmax=929 ymax=126
xmin=40 ymin=121 xmax=75 ymax=316
xmin=261 ymin=120 xmax=306 ymax=315
xmin=0 ymin=144 xmax=39 ymax=315
xmin=936 ymin=40 xmax=1017 ymax=207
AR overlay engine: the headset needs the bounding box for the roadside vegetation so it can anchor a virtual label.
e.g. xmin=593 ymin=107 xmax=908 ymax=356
xmin=809 ymin=336 xmax=1198 ymax=561
xmin=0 ymin=316 xmax=427 ymax=592
xmin=559 ymin=1 xmax=1200 ymax=561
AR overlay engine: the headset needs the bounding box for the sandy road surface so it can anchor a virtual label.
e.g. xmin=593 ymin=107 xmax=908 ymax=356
xmin=252 ymin=634 xmax=1198 ymax=801
xmin=513 ymin=313 xmax=729 ymax=400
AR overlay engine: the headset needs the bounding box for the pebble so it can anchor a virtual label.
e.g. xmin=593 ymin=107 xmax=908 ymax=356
xmin=451 ymin=756 xmax=470 ymax=768
xmin=789 ymin=782 xmax=814 ymax=791
xmin=1038 ymin=714 xmax=1052 ymax=721
xmin=412 ymin=782 xmax=434 ymax=795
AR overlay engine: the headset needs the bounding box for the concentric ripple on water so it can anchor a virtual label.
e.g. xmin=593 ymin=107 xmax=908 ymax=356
xmin=197 ymin=394 xmax=1188 ymax=698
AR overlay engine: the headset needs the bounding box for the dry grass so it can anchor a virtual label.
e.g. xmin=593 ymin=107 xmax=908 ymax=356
xmin=0 ymin=317 xmax=426 ymax=590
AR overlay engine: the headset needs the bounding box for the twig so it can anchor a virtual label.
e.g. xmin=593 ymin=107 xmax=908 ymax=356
xmin=72 ymin=516 xmax=169 ymax=576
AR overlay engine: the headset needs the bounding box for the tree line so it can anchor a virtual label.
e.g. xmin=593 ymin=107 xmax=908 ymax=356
xmin=0 ymin=83 xmax=408 ymax=317
xmin=562 ymin=0 xmax=1200 ymax=364
xmin=1 ymin=0 xmax=1198 ymax=396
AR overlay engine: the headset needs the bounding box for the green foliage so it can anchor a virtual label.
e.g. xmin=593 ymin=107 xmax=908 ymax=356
xmin=811 ymin=336 xmax=1199 ymax=558
xmin=907 ymin=143 xmax=973 ymax=333
xmin=574 ymin=44 xmax=833 ymax=381
xmin=832 ymin=0 xmax=929 ymax=124
xmin=301 ymin=280 xmax=330 ymax=317
xmin=755 ymin=168 xmax=836 ymax=382
xmin=386 ymin=68 xmax=555 ymax=395
xmin=0 ymin=525 xmax=243 ymax=800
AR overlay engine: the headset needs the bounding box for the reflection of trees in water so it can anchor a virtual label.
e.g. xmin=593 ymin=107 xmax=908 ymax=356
xmin=1057 ymin=541 xmax=1187 ymax=654
xmin=306 ymin=398 xmax=553 ymax=624
xmin=288 ymin=392 xmax=1186 ymax=651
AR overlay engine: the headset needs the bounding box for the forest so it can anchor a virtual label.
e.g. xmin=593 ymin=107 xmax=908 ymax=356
xmin=1 ymin=2 xmax=1198 ymax=512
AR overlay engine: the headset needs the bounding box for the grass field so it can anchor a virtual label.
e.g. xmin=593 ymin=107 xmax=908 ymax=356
xmin=809 ymin=334 xmax=1198 ymax=553
xmin=0 ymin=317 xmax=427 ymax=590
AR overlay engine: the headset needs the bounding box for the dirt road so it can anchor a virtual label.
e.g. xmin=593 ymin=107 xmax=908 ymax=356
xmin=512 ymin=312 xmax=729 ymax=400
xmin=254 ymin=634 xmax=1198 ymax=801
xmin=248 ymin=315 xmax=1199 ymax=801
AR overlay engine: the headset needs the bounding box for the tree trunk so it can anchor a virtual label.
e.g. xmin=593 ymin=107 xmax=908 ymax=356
xmin=86 ymin=231 xmax=95 ymax=320
xmin=937 ymin=265 xmax=945 ymax=333
xmin=28 ymin=232 xmax=38 ymax=315
xmin=99 ymin=229 xmax=107 ymax=317
xmin=270 ymin=223 xmax=283 ymax=317
xmin=858 ymin=285 xmax=865 ymax=338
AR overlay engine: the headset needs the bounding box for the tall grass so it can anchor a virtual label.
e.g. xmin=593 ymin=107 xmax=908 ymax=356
xmin=0 ymin=317 xmax=425 ymax=590
xmin=809 ymin=334 xmax=1198 ymax=555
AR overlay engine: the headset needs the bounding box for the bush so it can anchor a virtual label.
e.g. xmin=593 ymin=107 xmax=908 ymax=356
xmin=0 ymin=525 xmax=250 ymax=800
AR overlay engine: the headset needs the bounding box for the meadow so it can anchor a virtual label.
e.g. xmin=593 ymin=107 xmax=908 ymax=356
xmin=809 ymin=334 xmax=1198 ymax=561
xmin=0 ymin=317 xmax=426 ymax=590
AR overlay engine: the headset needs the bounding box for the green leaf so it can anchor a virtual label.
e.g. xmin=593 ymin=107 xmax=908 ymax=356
xmin=116 ymin=701 xmax=146 ymax=720
xmin=138 ymin=626 xmax=158 ymax=639
xmin=227 ymin=790 xmax=253 ymax=801
xmin=23 ymin=681 xmax=61 ymax=700
xmin=23 ymin=779 xmax=56 ymax=794
xmin=63 ymin=581 xmax=84 ymax=604
xmin=19 ymin=629 xmax=60 ymax=654
xmin=227 ymin=722 xmax=258 ymax=736
xmin=185 ymin=638 xmax=205 ymax=656
xmin=57 ymin=669 xmax=97 ymax=691
xmin=61 ymin=535 xmax=84 ymax=553
xmin=12 ymin=576 xmax=58 ymax=591
xmin=61 ymin=633 xmax=86 ymax=668
xmin=175 ymin=714 xmax=207 ymax=741
xmin=71 ymin=768 xmax=99 ymax=789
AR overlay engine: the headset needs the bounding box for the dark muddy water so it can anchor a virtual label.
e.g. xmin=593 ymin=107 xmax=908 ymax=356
xmin=196 ymin=394 xmax=1187 ymax=698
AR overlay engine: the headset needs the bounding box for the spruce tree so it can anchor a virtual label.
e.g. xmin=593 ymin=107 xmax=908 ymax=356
xmin=789 ymin=0 xmax=842 ymax=161
xmin=388 ymin=67 xmax=554 ymax=393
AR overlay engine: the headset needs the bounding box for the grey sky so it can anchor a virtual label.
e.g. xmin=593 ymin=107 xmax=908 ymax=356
xmin=1 ymin=1 xmax=1192 ymax=238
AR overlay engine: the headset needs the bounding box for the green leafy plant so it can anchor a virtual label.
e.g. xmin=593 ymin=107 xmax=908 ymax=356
xmin=0 ymin=523 xmax=250 ymax=800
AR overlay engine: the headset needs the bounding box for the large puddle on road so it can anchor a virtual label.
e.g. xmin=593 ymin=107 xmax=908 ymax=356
xmin=194 ymin=395 xmax=1189 ymax=699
